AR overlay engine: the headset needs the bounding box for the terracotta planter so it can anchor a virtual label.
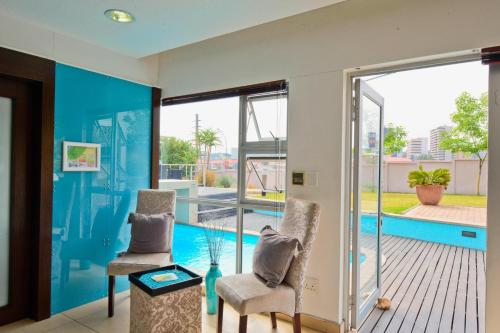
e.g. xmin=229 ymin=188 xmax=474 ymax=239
xmin=415 ymin=185 xmax=444 ymax=205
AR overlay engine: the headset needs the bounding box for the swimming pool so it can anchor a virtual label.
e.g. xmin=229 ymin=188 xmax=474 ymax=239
xmin=361 ymin=215 xmax=486 ymax=251
xmin=172 ymin=214 xmax=486 ymax=275
xmin=172 ymin=223 xmax=258 ymax=274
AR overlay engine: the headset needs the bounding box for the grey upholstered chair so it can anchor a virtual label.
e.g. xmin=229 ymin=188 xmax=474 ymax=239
xmin=216 ymin=198 xmax=320 ymax=333
xmin=106 ymin=189 xmax=176 ymax=317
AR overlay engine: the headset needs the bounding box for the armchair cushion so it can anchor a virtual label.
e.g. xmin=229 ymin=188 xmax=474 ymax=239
xmin=128 ymin=213 xmax=173 ymax=253
xmin=252 ymin=226 xmax=303 ymax=288
xmin=216 ymin=273 xmax=295 ymax=316
xmin=107 ymin=252 xmax=171 ymax=276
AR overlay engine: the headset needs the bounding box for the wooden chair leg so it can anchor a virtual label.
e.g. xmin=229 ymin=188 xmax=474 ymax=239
xmin=239 ymin=315 xmax=248 ymax=333
xmin=217 ymin=297 xmax=224 ymax=333
xmin=292 ymin=313 xmax=301 ymax=333
xmin=108 ymin=275 xmax=115 ymax=317
xmin=270 ymin=312 xmax=277 ymax=329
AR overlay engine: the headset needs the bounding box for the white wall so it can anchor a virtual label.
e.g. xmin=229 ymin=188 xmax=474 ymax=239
xmin=379 ymin=159 xmax=488 ymax=195
xmin=0 ymin=12 xmax=158 ymax=86
xmin=156 ymin=0 xmax=500 ymax=325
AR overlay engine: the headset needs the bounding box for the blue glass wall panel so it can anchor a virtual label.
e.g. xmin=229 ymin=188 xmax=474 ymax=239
xmin=51 ymin=64 xmax=152 ymax=314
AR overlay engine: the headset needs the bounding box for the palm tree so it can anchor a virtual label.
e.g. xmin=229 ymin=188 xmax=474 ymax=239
xmin=196 ymin=129 xmax=221 ymax=186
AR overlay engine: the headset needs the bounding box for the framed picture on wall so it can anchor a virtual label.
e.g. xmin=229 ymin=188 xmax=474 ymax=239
xmin=62 ymin=141 xmax=101 ymax=172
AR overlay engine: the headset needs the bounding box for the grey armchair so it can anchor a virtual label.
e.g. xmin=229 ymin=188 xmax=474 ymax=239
xmin=215 ymin=198 xmax=321 ymax=333
xmin=106 ymin=189 xmax=176 ymax=317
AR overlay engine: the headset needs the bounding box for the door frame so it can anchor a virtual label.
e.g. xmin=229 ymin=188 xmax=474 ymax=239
xmin=484 ymin=48 xmax=500 ymax=331
xmin=0 ymin=47 xmax=55 ymax=321
xmin=342 ymin=50 xmax=481 ymax=332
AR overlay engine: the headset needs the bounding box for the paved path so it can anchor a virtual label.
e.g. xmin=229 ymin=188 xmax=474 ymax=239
xmin=403 ymin=205 xmax=486 ymax=227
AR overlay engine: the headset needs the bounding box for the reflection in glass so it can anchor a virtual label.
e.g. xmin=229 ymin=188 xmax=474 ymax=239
xmin=0 ymin=97 xmax=11 ymax=307
xmin=359 ymin=96 xmax=381 ymax=305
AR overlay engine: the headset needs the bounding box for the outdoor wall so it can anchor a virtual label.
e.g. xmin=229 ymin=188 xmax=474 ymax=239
xmin=0 ymin=11 xmax=158 ymax=86
xmin=366 ymin=159 xmax=489 ymax=195
xmin=51 ymin=64 xmax=152 ymax=313
xmin=156 ymin=0 xmax=500 ymax=325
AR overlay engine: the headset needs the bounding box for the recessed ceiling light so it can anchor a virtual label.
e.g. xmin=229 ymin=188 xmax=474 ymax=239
xmin=104 ymin=9 xmax=135 ymax=23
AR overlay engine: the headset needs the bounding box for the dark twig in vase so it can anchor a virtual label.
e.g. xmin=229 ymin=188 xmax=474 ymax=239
xmin=203 ymin=218 xmax=225 ymax=265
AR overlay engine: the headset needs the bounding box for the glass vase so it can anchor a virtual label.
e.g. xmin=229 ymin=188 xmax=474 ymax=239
xmin=205 ymin=263 xmax=222 ymax=314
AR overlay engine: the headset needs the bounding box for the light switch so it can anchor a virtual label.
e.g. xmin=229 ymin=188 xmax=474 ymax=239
xmin=292 ymin=171 xmax=305 ymax=185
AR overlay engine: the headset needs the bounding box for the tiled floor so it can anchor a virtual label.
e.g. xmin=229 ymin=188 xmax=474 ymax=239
xmin=0 ymin=292 xmax=321 ymax=333
xmin=403 ymin=205 xmax=486 ymax=227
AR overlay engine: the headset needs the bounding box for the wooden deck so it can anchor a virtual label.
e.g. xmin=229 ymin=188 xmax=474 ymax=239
xmin=359 ymin=236 xmax=485 ymax=333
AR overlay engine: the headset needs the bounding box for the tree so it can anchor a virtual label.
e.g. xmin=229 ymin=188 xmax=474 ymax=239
xmin=440 ymin=92 xmax=488 ymax=195
xmin=160 ymin=137 xmax=198 ymax=165
xmin=384 ymin=124 xmax=407 ymax=155
xmin=196 ymin=129 xmax=221 ymax=186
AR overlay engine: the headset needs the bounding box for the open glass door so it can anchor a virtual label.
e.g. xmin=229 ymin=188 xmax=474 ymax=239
xmin=350 ymin=78 xmax=384 ymax=329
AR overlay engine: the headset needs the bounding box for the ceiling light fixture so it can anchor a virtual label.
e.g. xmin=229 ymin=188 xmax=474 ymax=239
xmin=104 ymin=9 xmax=135 ymax=23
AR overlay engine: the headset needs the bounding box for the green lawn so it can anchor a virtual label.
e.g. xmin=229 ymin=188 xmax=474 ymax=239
xmin=249 ymin=191 xmax=486 ymax=215
xmin=247 ymin=192 xmax=286 ymax=202
xmin=361 ymin=192 xmax=487 ymax=214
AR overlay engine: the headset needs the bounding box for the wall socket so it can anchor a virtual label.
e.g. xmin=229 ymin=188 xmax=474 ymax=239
xmin=304 ymin=276 xmax=319 ymax=292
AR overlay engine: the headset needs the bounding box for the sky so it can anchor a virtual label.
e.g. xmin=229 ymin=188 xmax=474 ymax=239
xmin=362 ymin=61 xmax=488 ymax=139
xmin=161 ymin=97 xmax=240 ymax=154
xmin=160 ymin=60 xmax=488 ymax=151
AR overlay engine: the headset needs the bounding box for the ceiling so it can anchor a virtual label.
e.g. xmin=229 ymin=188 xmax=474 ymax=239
xmin=0 ymin=0 xmax=344 ymax=58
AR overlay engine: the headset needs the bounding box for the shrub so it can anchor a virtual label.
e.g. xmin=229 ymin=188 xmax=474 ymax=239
xmin=408 ymin=166 xmax=451 ymax=189
xmin=216 ymin=175 xmax=233 ymax=188
xmin=195 ymin=170 xmax=216 ymax=187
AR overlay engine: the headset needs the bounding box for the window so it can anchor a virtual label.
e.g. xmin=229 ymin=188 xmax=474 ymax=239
xmin=160 ymin=82 xmax=287 ymax=274
xmin=160 ymin=97 xmax=240 ymax=200
xmin=246 ymin=94 xmax=287 ymax=142
xmin=244 ymin=155 xmax=286 ymax=203
xmin=241 ymin=92 xmax=287 ymax=204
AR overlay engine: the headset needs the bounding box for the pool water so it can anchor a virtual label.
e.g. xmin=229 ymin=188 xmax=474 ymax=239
xmin=361 ymin=215 xmax=486 ymax=251
xmin=173 ymin=214 xmax=486 ymax=275
xmin=172 ymin=224 xmax=258 ymax=274
xmin=254 ymin=210 xmax=284 ymax=217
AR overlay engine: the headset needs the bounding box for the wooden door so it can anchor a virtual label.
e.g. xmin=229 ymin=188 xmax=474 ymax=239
xmin=0 ymin=76 xmax=37 ymax=325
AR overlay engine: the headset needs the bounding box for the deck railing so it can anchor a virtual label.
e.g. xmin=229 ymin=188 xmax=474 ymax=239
xmin=159 ymin=163 xmax=200 ymax=180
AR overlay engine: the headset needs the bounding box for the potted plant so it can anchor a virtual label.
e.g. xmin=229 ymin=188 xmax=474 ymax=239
xmin=203 ymin=220 xmax=225 ymax=315
xmin=408 ymin=166 xmax=451 ymax=205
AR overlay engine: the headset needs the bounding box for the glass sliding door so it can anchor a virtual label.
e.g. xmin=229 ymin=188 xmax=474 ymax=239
xmin=350 ymin=79 xmax=384 ymax=329
xmin=0 ymin=97 xmax=12 ymax=308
